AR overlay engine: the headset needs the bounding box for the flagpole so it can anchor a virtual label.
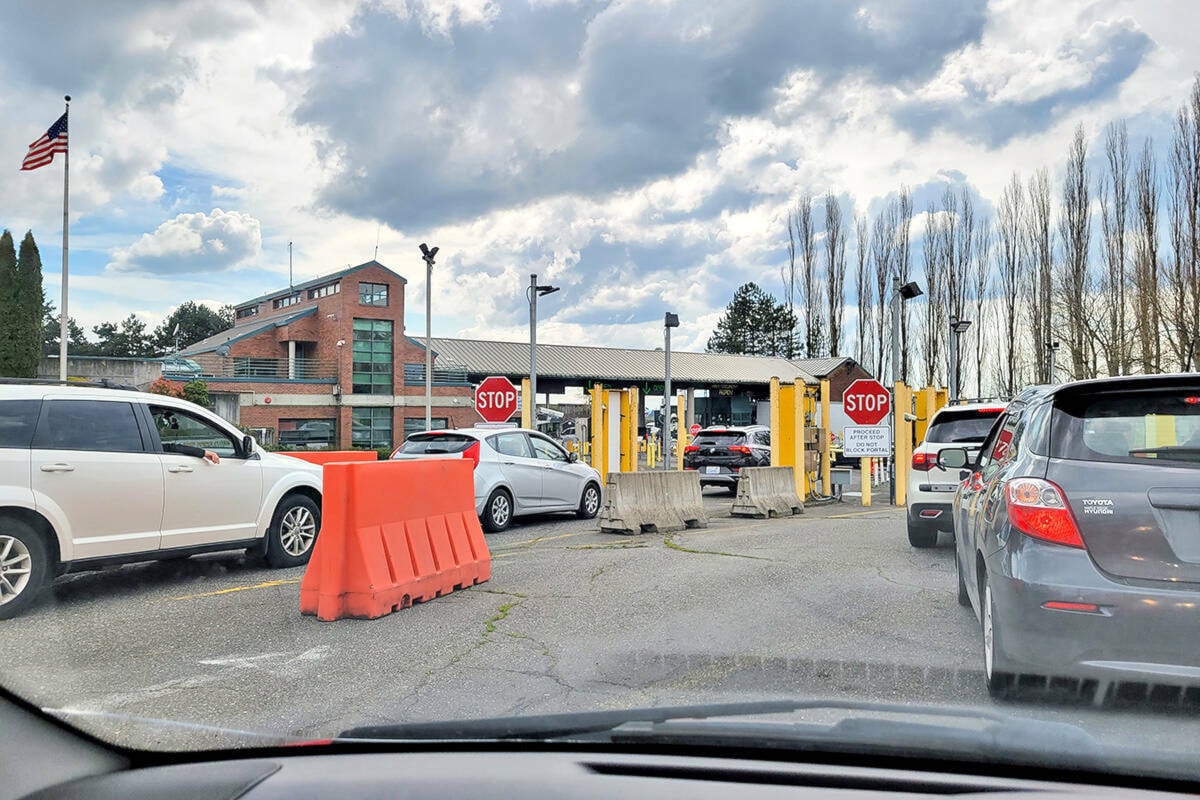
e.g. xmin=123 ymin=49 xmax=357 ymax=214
xmin=58 ymin=95 xmax=70 ymax=382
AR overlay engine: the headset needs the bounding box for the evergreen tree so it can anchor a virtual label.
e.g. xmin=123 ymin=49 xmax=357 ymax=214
xmin=153 ymin=301 xmax=235 ymax=353
xmin=92 ymin=314 xmax=155 ymax=357
xmin=15 ymin=232 xmax=44 ymax=377
xmin=0 ymin=231 xmax=17 ymax=376
xmin=706 ymin=282 xmax=799 ymax=357
xmin=43 ymin=300 xmax=93 ymax=356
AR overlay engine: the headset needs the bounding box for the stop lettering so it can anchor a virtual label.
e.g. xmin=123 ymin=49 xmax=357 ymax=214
xmin=475 ymin=376 xmax=518 ymax=423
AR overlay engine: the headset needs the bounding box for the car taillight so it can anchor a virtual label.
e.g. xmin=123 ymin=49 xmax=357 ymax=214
xmin=729 ymin=445 xmax=751 ymax=454
xmin=1006 ymin=478 xmax=1085 ymax=549
xmin=684 ymin=445 xmax=699 ymax=453
xmin=464 ymin=441 xmax=481 ymax=469
xmin=911 ymin=451 xmax=934 ymax=471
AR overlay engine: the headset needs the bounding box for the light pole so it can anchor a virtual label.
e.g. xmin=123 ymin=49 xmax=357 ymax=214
xmin=528 ymin=274 xmax=560 ymax=427
xmin=949 ymin=316 xmax=972 ymax=402
xmin=889 ymin=278 xmax=922 ymax=506
xmin=663 ymin=312 xmax=680 ymax=469
xmin=890 ymin=278 xmax=923 ymax=385
xmin=1046 ymin=340 xmax=1060 ymax=385
xmin=420 ymin=243 xmax=439 ymax=430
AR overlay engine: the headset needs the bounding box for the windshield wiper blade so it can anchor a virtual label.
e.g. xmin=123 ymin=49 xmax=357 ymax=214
xmin=339 ymin=700 xmax=804 ymax=740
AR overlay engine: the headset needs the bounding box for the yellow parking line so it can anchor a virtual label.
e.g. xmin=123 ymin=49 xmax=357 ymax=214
xmin=170 ymin=578 xmax=301 ymax=601
xmin=826 ymin=510 xmax=896 ymax=519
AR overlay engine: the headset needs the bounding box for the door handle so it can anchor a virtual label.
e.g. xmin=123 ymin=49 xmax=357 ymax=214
xmin=167 ymin=465 xmax=195 ymax=474
xmin=39 ymin=463 xmax=75 ymax=473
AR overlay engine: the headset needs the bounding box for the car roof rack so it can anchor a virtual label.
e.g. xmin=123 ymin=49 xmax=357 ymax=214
xmin=0 ymin=377 xmax=141 ymax=392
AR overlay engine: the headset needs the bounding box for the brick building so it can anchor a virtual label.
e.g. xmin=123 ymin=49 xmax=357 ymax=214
xmin=179 ymin=261 xmax=477 ymax=450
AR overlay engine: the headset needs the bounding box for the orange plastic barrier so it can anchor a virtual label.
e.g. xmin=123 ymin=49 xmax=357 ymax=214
xmin=284 ymin=450 xmax=379 ymax=465
xmin=300 ymin=459 xmax=490 ymax=621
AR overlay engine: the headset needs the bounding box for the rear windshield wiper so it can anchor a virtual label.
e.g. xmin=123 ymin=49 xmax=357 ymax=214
xmin=1128 ymin=446 xmax=1200 ymax=455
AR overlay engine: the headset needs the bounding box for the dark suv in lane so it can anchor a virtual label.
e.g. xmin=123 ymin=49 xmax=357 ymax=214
xmin=683 ymin=425 xmax=771 ymax=492
xmin=942 ymin=374 xmax=1200 ymax=700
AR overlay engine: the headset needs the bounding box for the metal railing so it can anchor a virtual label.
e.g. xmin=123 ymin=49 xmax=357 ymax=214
xmin=403 ymin=363 xmax=471 ymax=385
xmin=190 ymin=355 xmax=338 ymax=381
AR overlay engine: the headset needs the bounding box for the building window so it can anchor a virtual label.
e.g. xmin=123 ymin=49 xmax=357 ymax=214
xmin=277 ymin=418 xmax=335 ymax=448
xmin=273 ymin=293 xmax=302 ymax=310
xmin=353 ymin=407 xmax=392 ymax=449
xmin=403 ymin=417 xmax=447 ymax=440
xmin=358 ymin=282 xmax=389 ymax=307
xmin=308 ymin=282 xmax=340 ymax=300
xmin=352 ymin=318 xmax=393 ymax=394
xmin=236 ymin=305 xmax=259 ymax=320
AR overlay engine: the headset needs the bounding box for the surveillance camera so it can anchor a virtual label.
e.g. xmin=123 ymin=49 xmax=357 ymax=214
xmin=903 ymin=412 xmax=917 ymax=422
xmin=336 ymin=340 xmax=345 ymax=347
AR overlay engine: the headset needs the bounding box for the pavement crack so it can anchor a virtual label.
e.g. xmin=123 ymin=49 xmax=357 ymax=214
xmin=663 ymin=535 xmax=772 ymax=561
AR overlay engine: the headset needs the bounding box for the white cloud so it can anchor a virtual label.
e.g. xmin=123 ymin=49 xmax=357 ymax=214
xmin=107 ymin=209 xmax=262 ymax=274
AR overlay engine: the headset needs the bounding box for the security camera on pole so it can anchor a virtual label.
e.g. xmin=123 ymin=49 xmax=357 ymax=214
xmin=419 ymin=243 xmax=439 ymax=431
xmin=890 ymin=278 xmax=923 ymax=505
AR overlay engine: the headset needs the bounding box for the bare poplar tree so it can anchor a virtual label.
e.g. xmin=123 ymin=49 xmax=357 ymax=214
xmin=1167 ymin=78 xmax=1200 ymax=371
xmin=871 ymin=203 xmax=895 ymax=379
xmin=950 ymin=188 xmax=974 ymax=392
xmin=825 ymin=193 xmax=847 ymax=357
xmin=795 ymin=192 xmax=826 ymax=358
xmin=1058 ymin=124 xmax=1096 ymax=379
xmin=1133 ymin=139 xmax=1163 ymax=373
xmin=922 ymin=200 xmax=946 ymax=386
xmin=997 ymin=172 xmax=1025 ymax=395
xmin=784 ymin=202 xmax=800 ymax=359
xmin=854 ymin=213 xmax=873 ymax=369
xmin=1098 ymin=120 xmax=1131 ymax=375
xmin=1026 ymin=168 xmax=1054 ymax=383
xmin=972 ymin=217 xmax=992 ymax=397
xmin=896 ymin=187 xmax=915 ymax=383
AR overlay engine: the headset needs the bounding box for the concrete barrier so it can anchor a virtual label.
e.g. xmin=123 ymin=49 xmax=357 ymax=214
xmin=730 ymin=467 xmax=805 ymax=519
xmin=599 ymin=470 xmax=708 ymax=534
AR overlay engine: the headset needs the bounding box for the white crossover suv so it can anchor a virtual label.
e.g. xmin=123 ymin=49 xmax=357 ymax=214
xmin=0 ymin=381 xmax=323 ymax=618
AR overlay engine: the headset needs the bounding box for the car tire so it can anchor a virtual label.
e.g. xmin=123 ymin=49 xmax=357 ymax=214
xmin=482 ymin=488 xmax=513 ymax=532
xmin=577 ymin=482 xmax=601 ymax=520
xmin=907 ymin=518 xmax=938 ymax=548
xmin=0 ymin=518 xmax=49 ymax=621
xmin=981 ymin=577 xmax=1014 ymax=698
xmin=265 ymin=494 xmax=321 ymax=568
xmin=955 ymin=545 xmax=970 ymax=607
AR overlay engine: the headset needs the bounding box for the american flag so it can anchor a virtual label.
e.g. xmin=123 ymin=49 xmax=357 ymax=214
xmin=21 ymin=112 xmax=68 ymax=171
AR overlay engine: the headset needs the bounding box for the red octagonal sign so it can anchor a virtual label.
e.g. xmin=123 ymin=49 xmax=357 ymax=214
xmin=843 ymin=379 xmax=891 ymax=426
xmin=475 ymin=376 xmax=519 ymax=423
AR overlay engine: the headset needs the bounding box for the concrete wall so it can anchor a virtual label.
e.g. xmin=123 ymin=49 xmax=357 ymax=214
xmin=39 ymin=356 xmax=162 ymax=388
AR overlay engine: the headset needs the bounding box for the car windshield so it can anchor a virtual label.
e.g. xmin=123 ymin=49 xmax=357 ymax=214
xmin=5 ymin=0 xmax=1200 ymax=791
xmin=925 ymin=410 xmax=1003 ymax=444
xmin=395 ymin=433 xmax=477 ymax=454
xmin=692 ymin=432 xmax=747 ymax=447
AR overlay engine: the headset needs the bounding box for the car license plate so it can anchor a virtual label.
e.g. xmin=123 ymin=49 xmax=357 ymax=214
xmin=704 ymin=466 xmax=721 ymax=475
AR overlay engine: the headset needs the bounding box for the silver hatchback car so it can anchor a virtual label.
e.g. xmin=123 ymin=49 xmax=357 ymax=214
xmin=391 ymin=427 xmax=603 ymax=532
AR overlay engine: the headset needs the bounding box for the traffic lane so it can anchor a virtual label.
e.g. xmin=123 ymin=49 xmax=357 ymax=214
xmin=2 ymin=508 xmax=1199 ymax=761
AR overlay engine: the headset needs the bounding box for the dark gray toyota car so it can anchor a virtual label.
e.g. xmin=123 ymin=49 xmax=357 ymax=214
xmin=941 ymin=374 xmax=1200 ymax=699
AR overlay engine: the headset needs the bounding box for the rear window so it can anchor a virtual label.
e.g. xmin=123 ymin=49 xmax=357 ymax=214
xmin=925 ymin=409 xmax=1003 ymax=444
xmin=394 ymin=433 xmax=476 ymax=454
xmin=691 ymin=431 xmax=748 ymax=447
xmin=1053 ymin=390 xmax=1200 ymax=466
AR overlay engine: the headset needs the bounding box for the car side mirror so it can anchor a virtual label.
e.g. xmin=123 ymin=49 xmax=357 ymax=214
xmin=242 ymin=435 xmax=256 ymax=456
xmin=937 ymin=448 xmax=969 ymax=469
xmin=567 ymin=452 xmax=578 ymax=463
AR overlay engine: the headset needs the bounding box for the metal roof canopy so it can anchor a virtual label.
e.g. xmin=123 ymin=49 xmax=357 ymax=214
xmin=426 ymin=337 xmax=861 ymax=392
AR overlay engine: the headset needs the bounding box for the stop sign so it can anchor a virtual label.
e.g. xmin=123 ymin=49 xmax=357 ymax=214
xmin=689 ymin=423 xmax=701 ymax=437
xmin=843 ymin=379 xmax=891 ymax=425
xmin=475 ymin=376 xmax=518 ymax=423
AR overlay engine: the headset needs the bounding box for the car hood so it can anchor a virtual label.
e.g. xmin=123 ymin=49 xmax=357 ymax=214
xmin=265 ymin=451 xmax=324 ymax=475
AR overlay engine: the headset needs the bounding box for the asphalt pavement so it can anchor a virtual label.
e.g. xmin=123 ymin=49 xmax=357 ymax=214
xmin=0 ymin=477 xmax=1197 ymax=767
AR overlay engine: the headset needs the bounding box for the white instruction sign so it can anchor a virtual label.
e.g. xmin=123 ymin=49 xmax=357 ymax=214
xmin=842 ymin=425 xmax=891 ymax=457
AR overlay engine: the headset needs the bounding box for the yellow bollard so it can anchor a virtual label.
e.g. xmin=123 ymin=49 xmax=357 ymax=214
xmin=820 ymin=379 xmax=832 ymax=498
xmin=860 ymin=457 xmax=871 ymax=506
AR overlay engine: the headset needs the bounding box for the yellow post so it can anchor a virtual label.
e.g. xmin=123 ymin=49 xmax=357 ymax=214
xmin=521 ymin=378 xmax=533 ymax=429
xmin=793 ymin=378 xmax=807 ymax=501
xmin=820 ymin=379 xmax=832 ymax=498
xmin=769 ymin=377 xmax=781 ymax=466
xmin=628 ymin=388 xmax=640 ymax=472
xmin=618 ymin=389 xmax=631 ymax=472
xmin=860 ymin=457 xmax=871 ymax=506
xmin=894 ymin=382 xmax=912 ymax=506
xmin=590 ymin=382 xmax=604 ymax=477
xmin=676 ymin=394 xmax=687 ymax=471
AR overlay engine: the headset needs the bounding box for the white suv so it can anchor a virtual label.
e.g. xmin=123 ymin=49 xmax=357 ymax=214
xmin=905 ymin=401 xmax=1005 ymax=548
xmin=0 ymin=382 xmax=323 ymax=619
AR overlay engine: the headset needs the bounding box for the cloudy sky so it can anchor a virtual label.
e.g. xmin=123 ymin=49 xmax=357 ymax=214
xmin=2 ymin=0 xmax=1195 ymax=353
